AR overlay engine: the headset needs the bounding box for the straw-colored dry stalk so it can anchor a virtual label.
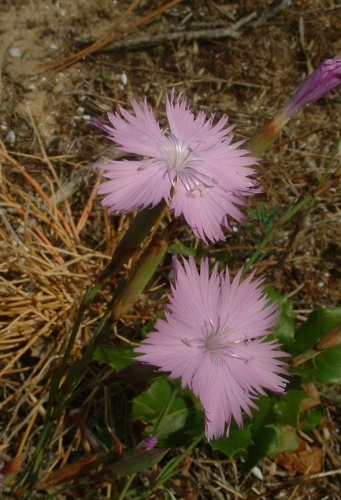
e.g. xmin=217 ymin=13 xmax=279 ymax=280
xmin=0 ymin=138 xmax=117 ymax=455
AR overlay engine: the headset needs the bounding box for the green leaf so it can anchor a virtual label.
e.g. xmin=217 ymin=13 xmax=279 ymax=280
xmin=244 ymin=424 xmax=298 ymax=470
xmin=132 ymin=377 xmax=204 ymax=446
xmin=242 ymin=396 xmax=298 ymax=470
xmin=112 ymin=234 xmax=168 ymax=320
xmin=141 ymin=317 xmax=158 ymax=338
xmin=265 ymin=287 xmax=295 ymax=346
xmin=266 ymin=425 xmax=298 ymax=456
xmin=93 ymin=346 xmax=135 ymax=371
xmin=240 ymin=396 xmax=274 ymax=471
xmin=246 ymin=395 xmax=273 ymax=431
xmin=111 ymin=447 xmax=169 ymax=477
xmin=169 ymin=243 xmax=196 ymax=257
xmin=210 ymin=423 xmax=252 ymax=458
xmin=314 ymin=346 xmax=341 ymax=384
xmin=292 ymin=306 xmax=341 ymax=355
xmin=243 ymin=427 xmax=276 ymax=471
xmin=301 ymin=409 xmax=323 ymax=431
xmin=247 ymin=204 xmax=279 ymax=234
xmin=299 ymin=346 xmax=341 ymax=384
xmin=272 ymin=388 xmax=306 ymax=427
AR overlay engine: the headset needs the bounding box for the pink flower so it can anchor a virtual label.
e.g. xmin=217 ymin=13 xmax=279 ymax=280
xmin=135 ymin=257 xmax=289 ymax=441
xmin=139 ymin=435 xmax=157 ymax=451
xmin=92 ymin=93 xmax=259 ymax=243
xmin=284 ymin=57 xmax=341 ymax=118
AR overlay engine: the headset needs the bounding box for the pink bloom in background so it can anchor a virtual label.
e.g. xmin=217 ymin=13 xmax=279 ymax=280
xmin=135 ymin=257 xmax=289 ymax=441
xmin=284 ymin=57 xmax=341 ymax=117
xmin=92 ymin=93 xmax=259 ymax=243
xmin=139 ymin=435 xmax=157 ymax=451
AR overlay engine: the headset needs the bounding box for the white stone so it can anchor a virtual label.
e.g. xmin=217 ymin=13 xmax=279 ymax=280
xmin=6 ymin=131 xmax=16 ymax=144
xmin=9 ymin=47 xmax=22 ymax=58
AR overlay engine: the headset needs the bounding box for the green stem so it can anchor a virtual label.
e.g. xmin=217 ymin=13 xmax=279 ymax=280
xmin=100 ymin=201 xmax=167 ymax=282
xmin=320 ymin=138 xmax=340 ymax=185
xmin=153 ymin=433 xmax=204 ymax=489
xmin=243 ymin=194 xmax=313 ymax=275
xmin=20 ymin=286 xmax=122 ymax=487
xmin=244 ymin=140 xmax=341 ymax=275
xmin=118 ymin=473 xmax=136 ymax=500
xmin=153 ymin=388 xmax=179 ymax=436
xmin=19 ymin=203 xmax=168 ymax=488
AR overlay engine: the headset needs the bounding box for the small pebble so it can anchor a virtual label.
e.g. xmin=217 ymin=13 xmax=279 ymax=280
xmin=6 ymin=131 xmax=16 ymax=144
xmin=251 ymin=466 xmax=264 ymax=481
xmin=76 ymin=106 xmax=85 ymax=115
xmin=8 ymin=47 xmax=22 ymax=58
xmin=121 ymin=72 xmax=128 ymax=86
xmin=49 ymin=44 xmax=58 ymax=51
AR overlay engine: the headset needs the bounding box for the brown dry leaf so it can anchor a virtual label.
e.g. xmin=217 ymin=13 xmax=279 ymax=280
xmin=275 ymin=438 xmax=323 ymax=474
xmin=301 ymin=383 xmax=321 ymax=412
xmin=316 ymin=326 xmax=341 ymax=351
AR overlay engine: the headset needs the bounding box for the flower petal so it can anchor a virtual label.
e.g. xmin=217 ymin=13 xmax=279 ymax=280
xmin=135 ymin=257 xmax=290 ymax=441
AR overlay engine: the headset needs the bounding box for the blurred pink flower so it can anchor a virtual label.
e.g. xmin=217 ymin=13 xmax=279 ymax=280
xmin=92 ymin=93 xmax=259 ymax=242
xmin=139 ymin=435 xmax=157 ymax=451
xmin=135 ymin=257 xmax=289 ymax=441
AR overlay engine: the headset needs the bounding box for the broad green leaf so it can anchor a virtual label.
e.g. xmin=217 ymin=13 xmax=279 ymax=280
xmin=240 ymin=396 xmax=275 ymax=471
xmin=210 ymin=423 xmax=252 ymax=458
xmin=242 ymin=397 xmax=298 ymax=470
xmin=265 ymin=287 xmax=295 ymax=346
xmin=301 ymin=409 xmax=323 ymax=431
xmin=266 ymin=425 xmax=298 ymax=456
xmin=292 ymin=306 xmax=341 ymax=355
xmin=243 ymin=427 xmax=276 ymax=471
xmin=314 ymin=346 xmax=341 ymax=384
xmin=244 ymin=425 xmax=298 ymax=470
xmin=93 ymin=346 xmax=135 ymax=371
xmin=133 ymin=377 xmax=174 ymax=422
xmin=299 ymin=346 xmax=341 ymax=384
xmin=245 ymin=395 xmax=273 ymax=431
xmin=272 ymin=388 xmax=307 ymax=427
xmin=132 ymin=377 xmax=204 ymax=446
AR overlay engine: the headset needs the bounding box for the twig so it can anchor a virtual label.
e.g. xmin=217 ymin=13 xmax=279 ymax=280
xmin=76 ymin=0 xmax=292 ymax=55
xmin=252 ymin=0 xmax=291 ymax=28
xmin=80 ymin=13 xmax=257 ymax=53
xmin=76 ymin=178 xmax=100 ymax=234
xmin=246 ymin=469 xmax=341 ymax=499
xmin=0 ymin=181 xmax=66 ymax=265
xmin=36 ymin=0 xmax=183 ymax=72
xmin=26 ymin=107 xmax=80 ymax=245
xmin=0 ymin=143 xmax=73 ymax=240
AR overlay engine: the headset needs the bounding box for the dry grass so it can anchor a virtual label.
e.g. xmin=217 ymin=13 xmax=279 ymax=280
xmin=0 ymin=134 xmax=113 ymax=458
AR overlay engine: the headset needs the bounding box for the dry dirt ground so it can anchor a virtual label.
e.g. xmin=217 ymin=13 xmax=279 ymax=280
xmin=0 ymin=0 xmax=340 ymax=498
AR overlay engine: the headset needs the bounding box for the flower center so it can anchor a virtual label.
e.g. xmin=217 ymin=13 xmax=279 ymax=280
xmin=199 ymin=319 xmax=251 ymax=366
xmin=160 ymin=134 xmax=218 ymax=197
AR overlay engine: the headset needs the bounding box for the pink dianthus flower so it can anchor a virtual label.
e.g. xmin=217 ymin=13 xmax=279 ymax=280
xmin=284 ymin=57 xmax=341 ymax=117
xmin=135 ymin=257 xmax=289 ymax=441
xmin=92 ymin=93 xmax=259 ymax=243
